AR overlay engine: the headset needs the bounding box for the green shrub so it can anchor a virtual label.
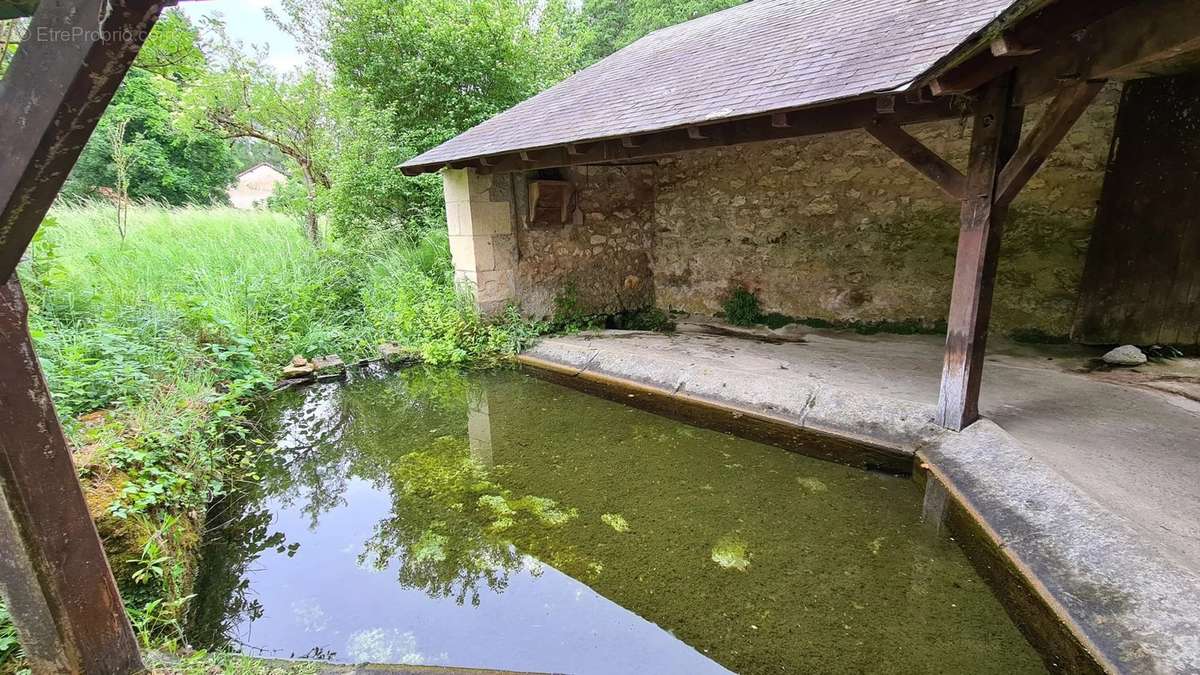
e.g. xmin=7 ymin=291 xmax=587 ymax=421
xmin=723 ymin=286 xmax=763 ymax=326
xmin=0 ymin=601 xmax=22 ymax=670
xmin=551 ymin=281 xmax=596 ymax=331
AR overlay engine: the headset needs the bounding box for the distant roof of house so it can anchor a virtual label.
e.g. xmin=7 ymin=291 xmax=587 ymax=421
xmin=237 ymin=163 xmax=287 ymax=179
xmin=402 ymin=0 xmax=1023 ymax=174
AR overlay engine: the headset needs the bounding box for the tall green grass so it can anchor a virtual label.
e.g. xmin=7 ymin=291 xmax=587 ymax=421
xmin=30 ymin=203 xmax=364 ymax=369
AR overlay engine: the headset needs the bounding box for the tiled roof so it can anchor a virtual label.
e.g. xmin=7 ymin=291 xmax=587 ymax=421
xmin=403 ymin=0 xmax=1015 ymax=171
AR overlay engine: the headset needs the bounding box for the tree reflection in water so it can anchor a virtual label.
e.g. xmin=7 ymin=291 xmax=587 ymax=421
xmin=190 ymin=365 xmax=583 ymax=645
xmin=188 ymin=366 xmax=1048 ymax=675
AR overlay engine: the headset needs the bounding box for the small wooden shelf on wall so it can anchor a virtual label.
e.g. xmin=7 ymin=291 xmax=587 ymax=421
xmin=528 ymin=179 xmax=574 ymax=227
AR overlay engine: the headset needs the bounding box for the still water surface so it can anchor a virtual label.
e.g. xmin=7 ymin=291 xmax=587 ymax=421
xmin=188 ymin=366 xmax=1045 ymax=674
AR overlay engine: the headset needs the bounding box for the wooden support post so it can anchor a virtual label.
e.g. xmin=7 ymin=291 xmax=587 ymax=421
xmin=0 ymin=1 xmax=164 ymax=670
xmin=0 ymin=278 xmax=142 ymax=673
xmin=936 ymin=77 xmax=1024 ymax=431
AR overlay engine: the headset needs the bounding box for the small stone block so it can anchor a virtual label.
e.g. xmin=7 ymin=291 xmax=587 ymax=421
xmin=313 ymin=355 xmax=347 ymax=381
xmin=282 ymin=356 xmax=315 ymax=379
xmin=380 ymin=343 xmax=421 ymax=367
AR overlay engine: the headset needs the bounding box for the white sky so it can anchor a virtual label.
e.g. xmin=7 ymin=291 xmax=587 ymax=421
xmin=181 ymin=0 xmax=303 ymax=72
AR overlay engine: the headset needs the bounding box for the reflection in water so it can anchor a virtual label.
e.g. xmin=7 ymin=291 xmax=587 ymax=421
xmin=467 ymin=383 xmax=493 ymax=468
xmin=189 ymin=366 xmax=1045 ymax=674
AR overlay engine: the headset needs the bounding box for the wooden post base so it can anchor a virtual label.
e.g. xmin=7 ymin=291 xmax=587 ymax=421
xmin=936 ymin=78 xmax=1024 ymax=431
xmin=0 ymin=277 xmax=142 ymax=674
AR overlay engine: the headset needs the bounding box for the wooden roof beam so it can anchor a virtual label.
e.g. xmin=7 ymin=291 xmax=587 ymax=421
xmin=990 ymin=35 xmax=1040 ymax=57
xmin=930 ymin=52 xmax=1021 ymax=96
xmin=404 ymin=96 xmax=963 ymax=176
xmin=1015 ymin=0 xmax=1200 ymax=105
xmin=927 ymin=0 xmax=1130 ymax=97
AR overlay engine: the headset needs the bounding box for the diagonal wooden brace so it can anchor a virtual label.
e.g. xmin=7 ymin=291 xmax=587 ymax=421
xmin=995 ymin=81 xmax=1105 ymax=207
xmin=0 ymin=1 xmax=168 ymax=672
xmin=866 ymin=118 xmax=967 ymax=201
xmin=0 ymin=0 xmax=169 ymax=283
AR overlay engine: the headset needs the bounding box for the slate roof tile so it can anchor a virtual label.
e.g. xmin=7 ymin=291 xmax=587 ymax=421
xmin=403 ymin=0 xmax=1014 ymax=170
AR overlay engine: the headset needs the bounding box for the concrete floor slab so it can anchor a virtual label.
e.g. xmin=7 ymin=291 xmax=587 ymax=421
xmin=521 ymin=321 xmax=1200 ymax=673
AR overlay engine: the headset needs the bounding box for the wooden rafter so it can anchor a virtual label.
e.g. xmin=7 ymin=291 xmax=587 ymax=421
xmin=989 ymin=35 xmax=1040 ymax=58
xmin=408 ymin=97 xmax=964 ymax=176
xmin=995 ymin=81 xmax=1105 ymax=207
xmin=930 ymin=51 xmax=1023 ymax=97
xmin=928 ymin=0 xmax=1129 ymax=98
xmin=865 ymin=119 xmax=966 ymax=200
xmin=1014 ymin=0 xmax=1200 ymax=104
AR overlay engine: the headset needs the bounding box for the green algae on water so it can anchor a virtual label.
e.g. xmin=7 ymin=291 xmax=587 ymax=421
xmin=192 ymin=366 xmax=1047 ymax=675
xmin=796 ymin=476 xmax=828 ymax=493
xmin=711 ymin=536 xmax=751 ymax=571
xmin=601 ymin=513 xmax=630 ymax=533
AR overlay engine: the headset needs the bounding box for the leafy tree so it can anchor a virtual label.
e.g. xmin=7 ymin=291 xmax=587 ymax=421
xmin=186 ymin=25 xmax=334 ymax=244
xmin=568 ymin=0 xmax=746 ymax=66
xmin=328 ymin=0 xmax=576 ymax=149
xmin=61 ymin=12 xmax=239 ymax=206
xmin=263 ymin=0 xmax=578 ymax=243
xmin=325 ymin=92 xmax=444 ymax=245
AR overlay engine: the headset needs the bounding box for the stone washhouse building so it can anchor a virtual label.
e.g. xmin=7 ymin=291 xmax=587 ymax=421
xmin=408 ymin=5 xmax=1198 ymax=350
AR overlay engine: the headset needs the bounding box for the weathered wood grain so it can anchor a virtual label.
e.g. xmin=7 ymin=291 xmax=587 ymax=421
xmin=1074 ymin=73 xmax=1200 ymax=346
xmin=936 ymin=77 xmax=1024 ymax=431
xmin=0 ymin=278 xmax=142 ymax=673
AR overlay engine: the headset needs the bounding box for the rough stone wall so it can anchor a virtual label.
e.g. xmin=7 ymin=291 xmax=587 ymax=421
xmin=511 ymin=165 xmax=657 ymax=318
xmin=652 ymin=85 xmax=1122 ymax=337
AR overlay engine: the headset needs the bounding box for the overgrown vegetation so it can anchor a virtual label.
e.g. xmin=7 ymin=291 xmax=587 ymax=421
xmin=62 ymin=14 xmax=239 ymax=206
xmin=721 ymin=286 xmax=947 ymax=335
xmin=552 ymin=282 xmax=675 ymax=333
xmin=723 ymin=286 xmax=764 ymax=326
xmin=3 ymin=204 xmax=542 ymax=668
